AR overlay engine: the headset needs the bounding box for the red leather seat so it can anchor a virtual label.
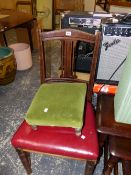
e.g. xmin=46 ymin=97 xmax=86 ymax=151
xmin=11 ymin=102 xmax=99 ymax=160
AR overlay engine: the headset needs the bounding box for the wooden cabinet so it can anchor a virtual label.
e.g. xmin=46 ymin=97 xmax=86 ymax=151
xmin=107 ymin=0 xmax=131 ymax=12
xmin=54 ymin=0 xmax=84 ymax=11
xmin=54 ymin=0 xmax=84 ymax=28
xmin=109 ymin=0 xmax=131 ymax=7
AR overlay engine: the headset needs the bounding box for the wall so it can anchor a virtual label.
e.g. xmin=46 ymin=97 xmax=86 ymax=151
xmin=84 ymin=0 xmax=95 ymax=11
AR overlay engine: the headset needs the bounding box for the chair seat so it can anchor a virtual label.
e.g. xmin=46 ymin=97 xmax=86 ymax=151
xmin=11 ymin=102 xmax=99 ymax=160
xmin=103 ymin=136 xmax=131 ymax=175
xmin=110 ymin=136 xmax=131 ymax=160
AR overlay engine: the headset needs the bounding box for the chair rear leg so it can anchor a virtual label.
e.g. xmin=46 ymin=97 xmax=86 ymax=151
xmin=104 ymin=136 xmax=109 ymax=168
xmin=85 ymin=160 xmax=96 ymax=175
xmin=122 ymin=160 xmax=131 ymax=175
xmin=114 ymin=163 xmax=118 ymax=175
xmin=103 ymin=155 xmax=119 ymax=175
xmin=16 ymin=148 xmax=32 ymax=175
xmin=98 ymin=134 xmax=108 ymax=162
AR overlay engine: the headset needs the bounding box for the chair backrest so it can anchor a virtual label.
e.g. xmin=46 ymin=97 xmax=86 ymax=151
xmin=38 ymin=28 xmax=101 ymax=102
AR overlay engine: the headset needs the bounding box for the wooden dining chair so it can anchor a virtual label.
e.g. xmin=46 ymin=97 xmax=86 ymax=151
xmin=96 ymin=94 xmax=131 ymax=175
xmin=103 ymin=136 xmax=131 ymax=175
xmin=11 ymin=28 xmax=101 ymax=175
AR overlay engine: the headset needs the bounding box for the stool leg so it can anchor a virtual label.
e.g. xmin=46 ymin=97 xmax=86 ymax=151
xmin=103 ymin=155 xmax=119 ymax=175
xmin=16 ymin=148 xmax=32 ymax=175
xmin=85 ymin=160 xmax=96 ymax=175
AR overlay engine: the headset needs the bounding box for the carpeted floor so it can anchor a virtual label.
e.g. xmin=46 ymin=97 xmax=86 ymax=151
xmin=0 ymin=29 xmax=122 ymax=175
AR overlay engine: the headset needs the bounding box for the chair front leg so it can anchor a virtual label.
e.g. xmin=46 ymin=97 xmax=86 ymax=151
xmin=16 ymin=148 xmax=32 ymax=175
xmin=85 ymin=160 xmax=96 ymax=175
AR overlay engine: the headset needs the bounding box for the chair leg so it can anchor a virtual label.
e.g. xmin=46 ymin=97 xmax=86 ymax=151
xmin=16 ymin=148 xmax=32 ymax=175
xmin=104 ymin=0 xmax=108 ymax=10
xmin=98 ymin=134 xmax=108 ymax=167
xmin=103 ymin=155 xmax=119 ymax=175
xmin=104 ymin=137 xmax=109 ymax=168
xmin=122 ymin=160 xmax=131 ymax=175
xmin=84 ymin=160 xmax=96 ymax=175
xmin=114 ymin=163 xmax=118 ymax=175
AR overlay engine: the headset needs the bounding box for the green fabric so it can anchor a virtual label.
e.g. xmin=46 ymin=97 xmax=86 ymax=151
xmin=114 ymin=46 xmax=131 ymax=124
xmin=25 ymin=82 xmax=87 ymax=129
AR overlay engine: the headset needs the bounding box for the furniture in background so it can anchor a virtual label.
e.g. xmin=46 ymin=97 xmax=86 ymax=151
xmin=15 ymin=1 xmax=38 ymax=50
xmin=106 ymin=0 xmax=131 ymax=13
xmin=95 ymin=0 xmax=131 ymax=12
xmin=0 ymin=32 xmax=5 ymax=46
xmin=103 ymin=136 xmax=131 ymax=175
xmin=16 ymin=0 xmax=33 ymax=14
xmin=0 ymin=9 xmax=34 ymax=50
xmin=95 ymin=0 xmax=108 ymax=11
xmin=96 ymin=46 xmax=131 ymax=174
xmin=0 ymin=47 xmax=16 ymax=85
xmin=54 ymin=0 xmax=84 ymax=28
xmin=11 ymin=28 xmax=101 ymax=175
xmin=96 ymin=94 xmax=131 ymax=175
xmin=20 ymin=0 xmax=54 ymax=30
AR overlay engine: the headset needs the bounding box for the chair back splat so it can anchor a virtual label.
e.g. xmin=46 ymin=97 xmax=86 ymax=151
xmin=39 ymin=29 xmax=101 ymax=102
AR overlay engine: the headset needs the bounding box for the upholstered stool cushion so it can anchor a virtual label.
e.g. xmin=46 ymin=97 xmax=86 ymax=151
xmin=25 ymin=82 xmax=87 ymax=129
xmin=11 ymin=102 xmax=99 ymax=160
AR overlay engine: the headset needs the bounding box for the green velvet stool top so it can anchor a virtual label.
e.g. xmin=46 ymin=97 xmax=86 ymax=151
xmin=25 ymin=82 xmax=87 ymax=130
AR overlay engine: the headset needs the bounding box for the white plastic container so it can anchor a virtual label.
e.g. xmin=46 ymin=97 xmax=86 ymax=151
xmin=9 ymin=43 xmax=32 ymax=70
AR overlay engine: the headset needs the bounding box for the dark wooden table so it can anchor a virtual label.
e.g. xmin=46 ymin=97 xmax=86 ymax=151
xmin=96 ymin=94 xmax=131 ymax=174
xmin=109 ymin=0 xmax=131 ymax=7
xmin=0 ymin=9 xmax=35 ymax=50
xmin=96 ymin=94 xmax=131 ymax=138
